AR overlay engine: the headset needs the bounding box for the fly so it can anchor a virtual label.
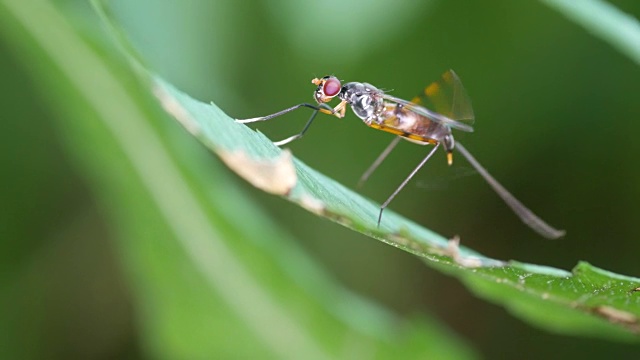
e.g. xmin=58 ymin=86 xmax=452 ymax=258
xmin=237 ymin=70 xmax=565 ymax=239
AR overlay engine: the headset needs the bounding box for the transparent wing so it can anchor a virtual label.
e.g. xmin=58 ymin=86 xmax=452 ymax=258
xmin=419 ymin=69 xmax=475 ymax=124
xmin=383 ymin=69 xmax=475 ymax=132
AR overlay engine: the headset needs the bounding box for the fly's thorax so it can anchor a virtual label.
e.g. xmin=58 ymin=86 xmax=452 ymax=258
xmin=339 ymin=82 xmax=384 ymax=122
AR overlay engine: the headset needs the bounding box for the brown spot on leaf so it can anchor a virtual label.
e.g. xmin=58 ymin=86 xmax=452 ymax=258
xmin=153 ymin=83 xmax=200 ymax=135
xmin=594 ymin=306 xmax=639 ymax=332
xmin=299 ymin=194 xmax=326 ymax=215
xmin=444 ymin=236 xmax=483 ymax=268
xmin=218 ymin=149 xmax=297 ymax=195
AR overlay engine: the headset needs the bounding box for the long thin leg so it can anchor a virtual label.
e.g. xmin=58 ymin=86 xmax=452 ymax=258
xmin=358 ymin=137 xmax=402 ymax=188
xmin=236 ymin=103 xmax=322 ymax=123
xmin=455 ymin=142 xmax=565 ymax=239
xmin=237 ymin=102 xmax=336 ymax=146
xmin=273 ymin=109 xmax=319 ymax=146
xmin=378 ymin=143 xmax=440 ymax=226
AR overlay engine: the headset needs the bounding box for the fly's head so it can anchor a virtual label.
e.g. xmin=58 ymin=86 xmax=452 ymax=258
xmin=312 ymin=76 xmax=342 ymax=104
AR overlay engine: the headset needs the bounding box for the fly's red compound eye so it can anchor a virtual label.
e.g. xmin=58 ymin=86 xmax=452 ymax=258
xmin=312 ymin=76 xmax=341 ymax=104
xmin=323 ymin=77 xmax=341 ymax=97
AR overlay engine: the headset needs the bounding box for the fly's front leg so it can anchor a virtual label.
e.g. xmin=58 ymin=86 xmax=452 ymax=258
xmin=236 ymin=103 xmax=322 ymax=123
xmin=237 ymin=100 xmax=345 ymax=146
xmin=319 ymin=100 xmax=347 ymax=119
xmin=273 ymin=102 xmax=337 ymax=146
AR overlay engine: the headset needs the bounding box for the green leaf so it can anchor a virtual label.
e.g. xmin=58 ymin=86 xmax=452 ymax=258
xmin=100 ymin=0 xmax=640 ymax=344
xmin=151 ymin=66 xmax=640 ymax=342
xmin=147 ymin=5 xmax=640 ymax=343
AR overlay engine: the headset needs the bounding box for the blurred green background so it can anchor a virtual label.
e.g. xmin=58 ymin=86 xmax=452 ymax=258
xmin=2 ymin=0 xmax=640 ymax=358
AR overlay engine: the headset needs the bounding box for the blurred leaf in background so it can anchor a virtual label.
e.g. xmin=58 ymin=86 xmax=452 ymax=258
xmin=1 ymin=0 xmax=640 ymax=359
